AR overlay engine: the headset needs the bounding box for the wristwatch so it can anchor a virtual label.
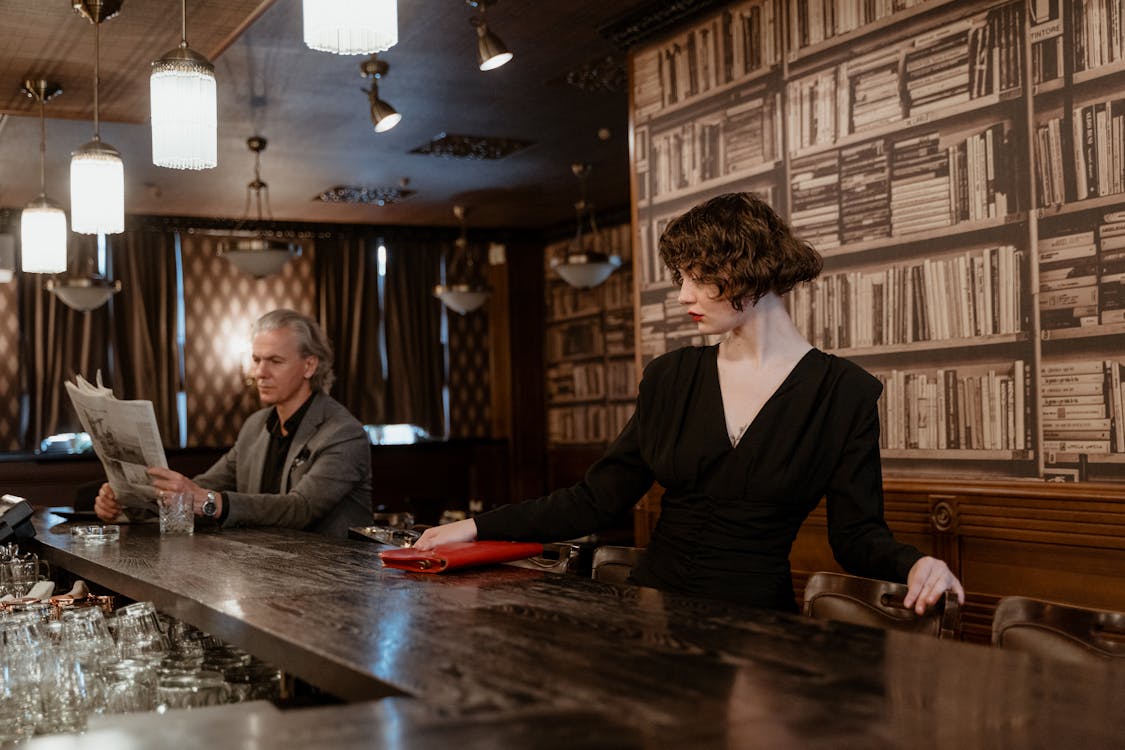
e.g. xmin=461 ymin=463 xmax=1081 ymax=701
xmin=202 ymin=491 xmax=218 ymax=519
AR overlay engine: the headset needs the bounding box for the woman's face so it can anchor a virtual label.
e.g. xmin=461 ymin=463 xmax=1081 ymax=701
xmin=676 ymin=271 xmax=751 ymax=334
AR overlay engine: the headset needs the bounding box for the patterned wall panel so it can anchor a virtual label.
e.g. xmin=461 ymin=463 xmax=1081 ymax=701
xmin=180 ymin=235 xmax=316 ymax=447
xmin=0 ymin=277 xmax=20 ymax=450
xmin=447 ymin=307 xmax=491 ymax=438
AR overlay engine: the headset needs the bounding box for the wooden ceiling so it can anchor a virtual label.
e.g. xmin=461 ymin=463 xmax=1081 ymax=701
xmin=0 ymin=0 xmax=637 ymax=229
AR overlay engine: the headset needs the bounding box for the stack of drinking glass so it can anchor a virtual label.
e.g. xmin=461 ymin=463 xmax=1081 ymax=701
xmin=1 ymin=588 xmax=282 ymax=741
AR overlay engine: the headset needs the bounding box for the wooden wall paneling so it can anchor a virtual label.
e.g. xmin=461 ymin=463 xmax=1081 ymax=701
xmin=501 ymin=240 xmax=548 ymax=505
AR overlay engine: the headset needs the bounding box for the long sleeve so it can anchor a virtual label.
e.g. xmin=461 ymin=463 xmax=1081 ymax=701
xmin=475 ymin=410 xmax=654 ymax=542
xmin=825 ymin=383 xmax=922 ymax=583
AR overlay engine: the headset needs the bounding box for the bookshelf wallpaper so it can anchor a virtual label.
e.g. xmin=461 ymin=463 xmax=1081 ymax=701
xmin=180 ymin=235 xmax=316 ymax=448
xmin=0 ymin=278 xmax=19 ymax=450
xmin=630 ymin=0 xmax=1125 ymax=482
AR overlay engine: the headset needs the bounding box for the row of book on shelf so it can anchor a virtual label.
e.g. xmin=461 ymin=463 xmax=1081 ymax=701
xmin=874 ymin=361 xmax=1030 ymax=451
xmin=1035 ymin=97 xmax=1125 ymax=207
xmin=546 ymin=360 xmax=638 ymax=403
xmin=1027 ymin=0 xmax=1125 ymax=83
xmin=1038 ymin=215 xmax=1125 ymax=329
xmin=789 ymin=121 xmax=1012 ymax=250
xmin=1039 ymin=358 xmax=1125 ymax=457
xmin=632 ymin=0 xmax=781 ymax=121
xmin=1073 ymin=0 xmax=1125 ymax=73
xmin=548 ymin=403 xmax=636 ymax=445
xmin=787 ymin=244 xmax=1023 ymax=349
xmin=545 ymin=269 xmax=632 ymax=322
xmin=789 ymin=0 xmax=931 ymax=51
xmin=644 ymin=91 xmax=780 ymax=199
xmin=786 ymin=2 xmax=1021 ymax=152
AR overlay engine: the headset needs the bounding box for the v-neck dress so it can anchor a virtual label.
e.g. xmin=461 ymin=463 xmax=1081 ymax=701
xmin=475 ymin=345 xmax=923 ymax=611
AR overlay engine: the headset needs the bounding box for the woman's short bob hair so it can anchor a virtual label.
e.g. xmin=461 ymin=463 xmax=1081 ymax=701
xmin=658 ymin=192 xmax=822 ymax=311
xmin=252 ymin=308 xmax=336 ymax=393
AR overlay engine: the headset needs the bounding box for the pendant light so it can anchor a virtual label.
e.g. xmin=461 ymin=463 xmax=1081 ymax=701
xmin=360 ymin=54 xmax=401 ymax=133
xmin=150 ymin=0 xmax=217 ymax=170
xmin=552 ymin=164 xmax=621 ymax=289
xmin=20 ymin=79 xmax=67 ymax=274
xmin=303 ymin=0 xmax=398 ymax=55
xmin=70 ymin=0 xmax=124 ymax=236
xmin=217 ymin=136 xmax=301 ymax=278
xmin=467 ymin=0 xmax=513 ymax=71
xmin=434 ymin=205 xmax=490 ymax=315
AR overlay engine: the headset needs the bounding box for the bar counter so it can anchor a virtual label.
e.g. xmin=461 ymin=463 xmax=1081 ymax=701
xmin=27 ymin=510 xmax=1125 ymax=748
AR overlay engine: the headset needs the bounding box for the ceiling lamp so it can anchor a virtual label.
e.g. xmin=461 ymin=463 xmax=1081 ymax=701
xmin=150 ymin=0 xmax=217 ymax=170
xmin=70 ymin=0 xmax=124 ymax=236
xmin=303 ymin=0 xmax=398 ymax=55
xmin=217 ymin=136 xmax=301 ymax=278
xmin=20 ymin=79 xmax=67 ymax=274
xmin=551 ymin=163 xmax=621 ymax=289
xmin=434 ymin=205 xmax=489 ymax=315
xmin=467 ymin=0 xmax=513 ymax=71
xmin=46 ymin=259 xmax=121 ymax=312
xmin=359 ymin=54 xmax=401 ymax=133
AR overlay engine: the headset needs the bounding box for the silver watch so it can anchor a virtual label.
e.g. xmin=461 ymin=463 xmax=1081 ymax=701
xmin=202 ymin=491 xmax=218 ymax=518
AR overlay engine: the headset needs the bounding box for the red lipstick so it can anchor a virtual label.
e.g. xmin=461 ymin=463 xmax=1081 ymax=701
xmin=689 ymin=313 xmax=703 ymax=323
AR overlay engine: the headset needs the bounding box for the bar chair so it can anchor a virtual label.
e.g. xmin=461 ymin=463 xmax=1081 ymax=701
xmin=991 ymin=596 xmax=1125 ymax=665
xmin=802 ymin=571 xmax=961 ymax=640
xmin=590 ymin=545 xmax=645 ymax=585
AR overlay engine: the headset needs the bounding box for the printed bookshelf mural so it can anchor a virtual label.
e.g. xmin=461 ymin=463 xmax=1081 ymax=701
xmin=630 ymin=0 xmax=1125 ymax=481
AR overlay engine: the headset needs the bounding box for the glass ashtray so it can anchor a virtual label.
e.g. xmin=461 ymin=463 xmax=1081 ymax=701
xmin=71 ymin=524 xmax=120 ymax=543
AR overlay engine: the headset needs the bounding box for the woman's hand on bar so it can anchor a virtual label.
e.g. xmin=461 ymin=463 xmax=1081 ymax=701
xmin=413 ymin=519 xmax=478 ymax=550
xmin=94 ymin=482 xmax=124 ymax=523
xmin=904 ymin=556 xmax=965 ymax=614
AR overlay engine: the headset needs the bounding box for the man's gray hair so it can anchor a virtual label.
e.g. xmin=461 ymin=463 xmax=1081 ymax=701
xmin=252 ymin=309 xmax=336 ymax=393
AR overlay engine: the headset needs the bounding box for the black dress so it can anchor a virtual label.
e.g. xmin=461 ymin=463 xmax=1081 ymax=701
xmin=474 ymin=345 xmax=923 ymax=611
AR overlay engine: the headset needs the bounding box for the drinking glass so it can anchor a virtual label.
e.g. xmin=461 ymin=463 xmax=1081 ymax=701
xmin=112 ymin=602 xmax=169 ymax=662
xmin=156 ymin=671 xmax=228 ymax=711
xmin=38 ymin=643 xmax=93 ymax=735
xmin=102 ymin=659 xmax=157 ymax=714
xmin=158 ymin=492 xmax=194 ymax=536
xmin=0 ymin=649 xmax=38 ymax=744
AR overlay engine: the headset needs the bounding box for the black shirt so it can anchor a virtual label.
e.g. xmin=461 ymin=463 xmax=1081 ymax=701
xmin=474 ymin=346 xmax=923 ymax=611
xmin=260 ymin=391 xmax=317 ymax=495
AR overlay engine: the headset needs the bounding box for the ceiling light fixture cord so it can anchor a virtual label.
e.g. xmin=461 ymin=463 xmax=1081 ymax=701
xmin=38 ymin=94 xmax=47 ymax=195
xmin=93 ymin=18 xmax=100 ymax=139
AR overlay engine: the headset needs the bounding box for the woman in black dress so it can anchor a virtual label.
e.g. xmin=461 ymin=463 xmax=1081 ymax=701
xmin=416 ymin=192 xmax=964 ymax=614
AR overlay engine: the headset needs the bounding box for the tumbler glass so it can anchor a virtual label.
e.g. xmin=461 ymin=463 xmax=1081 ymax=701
xmin=158 ymin=492 xmax=194 ymax=536
xmin=156 ymin=671 xmax=228 ymax=711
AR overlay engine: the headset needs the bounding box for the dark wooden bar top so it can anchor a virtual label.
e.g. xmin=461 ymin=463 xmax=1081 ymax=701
xmin=27 ymin=511 xmax=1125 ymax=748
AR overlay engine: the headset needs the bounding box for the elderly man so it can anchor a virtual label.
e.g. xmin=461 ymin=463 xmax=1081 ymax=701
xmin=95 ymin=309 xmax=372 ymax=538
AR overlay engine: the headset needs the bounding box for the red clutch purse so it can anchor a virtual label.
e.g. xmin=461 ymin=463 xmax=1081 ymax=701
xmin=379 ymin=541 xmax=544 ymax=573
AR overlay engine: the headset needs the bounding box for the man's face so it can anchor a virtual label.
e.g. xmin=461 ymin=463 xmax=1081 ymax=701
xmin=250 ymin=327 xmax=316 ymax=409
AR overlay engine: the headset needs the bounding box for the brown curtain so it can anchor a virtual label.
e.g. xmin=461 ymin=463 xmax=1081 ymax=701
xmin=384 ymin=238 xmax=446 ymax=437
xmin=19 ymin=235 xmax=113 ymax=448
xmin=316 ymin=235 xmax=384 ymax=424
xmin=109 ymin=229 xmax=181 ymax=447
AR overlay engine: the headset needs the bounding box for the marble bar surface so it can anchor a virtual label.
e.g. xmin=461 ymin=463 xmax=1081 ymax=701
xmin=28 ymin=510 xmax=1125 ymax=748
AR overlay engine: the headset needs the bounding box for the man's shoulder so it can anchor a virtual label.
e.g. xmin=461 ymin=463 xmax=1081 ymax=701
xmin=310 ymin=394 xmax=368 ymax=438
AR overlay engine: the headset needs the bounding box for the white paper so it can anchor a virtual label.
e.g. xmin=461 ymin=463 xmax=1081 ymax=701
xmin=64 ymin=373 xmax=168 ymax=511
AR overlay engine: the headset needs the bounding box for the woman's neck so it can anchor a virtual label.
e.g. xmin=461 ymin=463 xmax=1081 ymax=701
xmin=720 ymin=293 xmax=811 ymax=367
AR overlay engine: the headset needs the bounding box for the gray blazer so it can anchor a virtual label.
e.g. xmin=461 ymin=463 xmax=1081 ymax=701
xmin=194 ymin=394 xmax=372 ymax=538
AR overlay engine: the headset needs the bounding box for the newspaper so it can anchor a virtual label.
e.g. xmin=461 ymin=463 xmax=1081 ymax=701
xmin=64 ymin=373 xmax=168 ymax=510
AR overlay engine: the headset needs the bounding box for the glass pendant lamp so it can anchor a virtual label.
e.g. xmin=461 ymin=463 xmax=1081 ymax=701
xmin=303 ymin=0 xmax=398 ymax=55
xmin=434 ymin=206 xmax=489 ymax=315
xmin=70 ymin=0 xmax=124 ymax=235
xmin=151 ymin=0 xmax=217 ymax=169
xmin=20 ymin=79 xmax=67 ymax=274
xmin=551 ymin=164 xmax=621 ymax=289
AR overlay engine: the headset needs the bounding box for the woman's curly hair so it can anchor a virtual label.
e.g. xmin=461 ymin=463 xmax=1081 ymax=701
xmin=658 ymin=192 xmax=822 ymax=311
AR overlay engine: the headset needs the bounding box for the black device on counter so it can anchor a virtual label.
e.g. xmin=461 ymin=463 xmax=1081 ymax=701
xmin=0 ymin=494 xmax=36 ymax=543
